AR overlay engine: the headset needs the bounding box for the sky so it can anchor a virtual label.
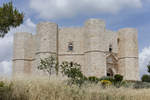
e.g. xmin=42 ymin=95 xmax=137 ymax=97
xmin=0 ymin=0 xmax=150 ymax=77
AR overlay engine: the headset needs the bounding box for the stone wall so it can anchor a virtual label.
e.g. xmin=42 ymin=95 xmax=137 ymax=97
xmin=58 ymin=27 xmax=85 ymax=71
xmin=12 ymin=18 xmax=139 ymax=80
xmin=105 ymin=30 xmax=118 ymax=53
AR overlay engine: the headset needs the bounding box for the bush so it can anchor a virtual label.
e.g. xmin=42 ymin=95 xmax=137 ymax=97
xmin=100 ymin=80 xmax=112 ymax=88
xmin=88 ymin=76 xmax=100 ymax=83
xmin=113 ymin=74 xmax=123 ymax=88
xmin=141 ymin=74 xmax=150 ymax=82
xmin=99 ymin=76 xmax=114 ymax=82
xmin=114 ymin=74 xmax=123 ymax=82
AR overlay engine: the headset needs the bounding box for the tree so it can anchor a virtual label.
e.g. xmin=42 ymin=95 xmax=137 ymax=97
xmin=0 ymin=2 xmax=24 ymax=37
xmin=37 ymin=56 xmax=58 ymax=77
xmin=141 ymin=62 xmax=150 ymax=82
xmin=141 ymin=74 xmax=150 ymax=82
xmin=60 ymin=61 xmax=87 ymax=86
xmin=147 ymin=63 xmax=150 ymax=73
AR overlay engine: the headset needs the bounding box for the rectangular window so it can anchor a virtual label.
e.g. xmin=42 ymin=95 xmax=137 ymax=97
xmin=68 ymin=42 xmax=73 ymax=51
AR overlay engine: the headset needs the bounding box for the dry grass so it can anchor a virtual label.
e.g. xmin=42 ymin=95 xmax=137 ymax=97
xmin=1 ymin=75 xmax=150 ymax=100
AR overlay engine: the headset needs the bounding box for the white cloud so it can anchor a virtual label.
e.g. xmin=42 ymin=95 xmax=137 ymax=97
xmin=30 ymin=0 xmax=142 ymax=19
xmin=0 ymin=18 xmax=36 ymax=76
xmin=25 ymin=18 xmax=36 ymax=29
xmin=0 ymin=36 xmax=13 ymax=62
xmin=139 ymin=46 xmax=150 ymax=77
xmin=0 ymin=61 xmax=12 ymax=76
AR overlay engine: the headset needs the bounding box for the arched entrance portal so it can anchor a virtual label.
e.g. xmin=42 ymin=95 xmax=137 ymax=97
xmin=106 ymin=54 xmax=118 ymax=77
xmin=107 ymin=68 xmax=113 ymax=77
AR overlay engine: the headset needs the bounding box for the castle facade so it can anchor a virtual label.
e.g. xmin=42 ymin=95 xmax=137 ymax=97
xmin=13 ymin=19 xmax=139 ymax=80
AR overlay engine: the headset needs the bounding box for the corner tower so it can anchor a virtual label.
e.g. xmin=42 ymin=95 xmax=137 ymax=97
xmin=84 ymin=19 xmax=106 ymax=77
xmin=118 ymin=28 xmax=139 ymax=80
xmin=13 ymin=32 xmax=34 ymax=75
xmin=32 ymin=22 xmax=58 ymax=74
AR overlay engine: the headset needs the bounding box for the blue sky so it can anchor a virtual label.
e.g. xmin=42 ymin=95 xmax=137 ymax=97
xmin=0 ymin=0 xmax=150 ymax=77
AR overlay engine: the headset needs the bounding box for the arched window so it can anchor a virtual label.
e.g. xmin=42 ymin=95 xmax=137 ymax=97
xmin=109 ymin=44 xmax=112 ymax=52
xmin=68 ymin=42 xmax=73 ymax=51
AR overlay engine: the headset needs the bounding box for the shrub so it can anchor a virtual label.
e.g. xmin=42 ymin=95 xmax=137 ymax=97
xmin=99 ymin=76 xmax=114 ymax=82
xmin=141 ymin=74 xmax=150 ymax=82
xmin=114 ymin=74 xmax=123 ymax=82
xmin=100 ymin=80 xmax=112 ymax=88
xmin=88 ymin=76 xmax=100 ymax=83
xmin=113 ymin=74 xmax=124 ymax=88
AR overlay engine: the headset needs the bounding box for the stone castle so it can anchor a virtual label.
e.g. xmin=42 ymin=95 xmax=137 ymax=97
xmin=13 ymin=18 xmax=139 ymax=80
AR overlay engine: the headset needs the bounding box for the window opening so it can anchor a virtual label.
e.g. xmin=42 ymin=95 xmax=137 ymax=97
xmin=109 ymin=44 xmax=112 ymax=52
xmin=68 ymin=42 xmax=73 ymax=51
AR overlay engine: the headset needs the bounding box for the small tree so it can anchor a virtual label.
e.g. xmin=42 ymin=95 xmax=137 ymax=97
xmin=142 ymin=74 xmax=150 ymax=82
xmin=37 ymin=56 xmax=58 ymax=77
xmin=60 ymin=61 xmax=87 ymax=86
xmin=141 ymin=62 xmax=150 ymax=82
xmin=147 ymin=63 xmax=150 ymax=73
xmin=0 ymin=2 xmax=24 ymax=37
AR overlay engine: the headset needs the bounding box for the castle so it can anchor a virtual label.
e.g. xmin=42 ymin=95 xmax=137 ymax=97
xmin=13 ymin=18 xmax=139 ymax=80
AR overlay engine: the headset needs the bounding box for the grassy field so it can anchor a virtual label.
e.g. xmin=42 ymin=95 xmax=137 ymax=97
xmin=1 ymin=76 xmax=150 ymax=100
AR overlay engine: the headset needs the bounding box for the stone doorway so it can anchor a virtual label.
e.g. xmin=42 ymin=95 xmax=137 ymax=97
xmin=107 ymin=68 xmax=113 ymax=76
xmin=106 ymin=54 xmax=118 ymax=77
